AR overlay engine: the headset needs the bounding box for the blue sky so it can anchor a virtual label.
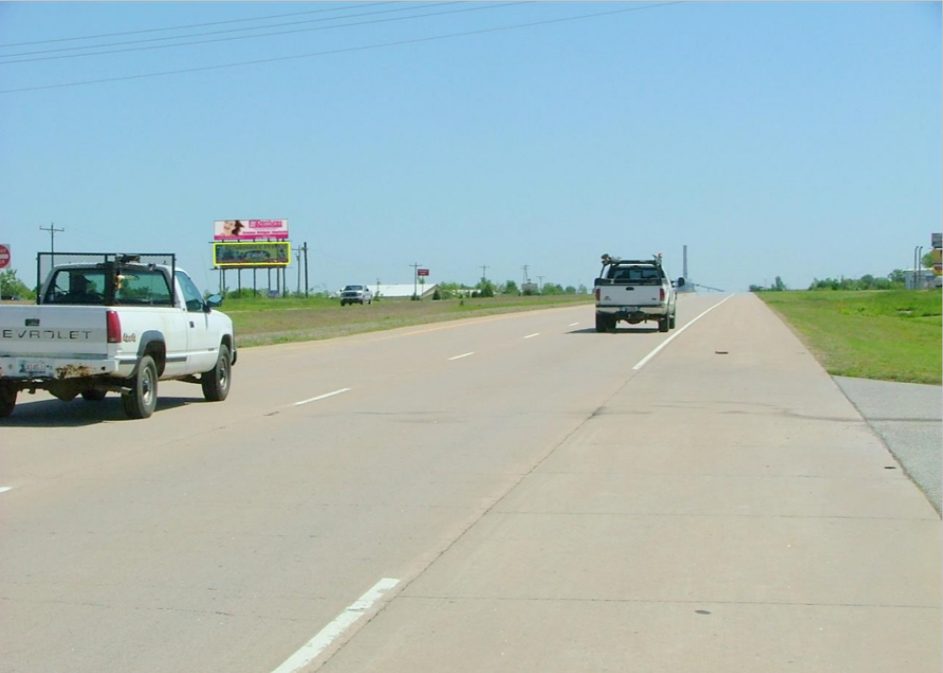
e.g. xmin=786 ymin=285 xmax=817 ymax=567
xmin=1 ymin=1 xmax=940 ymax=294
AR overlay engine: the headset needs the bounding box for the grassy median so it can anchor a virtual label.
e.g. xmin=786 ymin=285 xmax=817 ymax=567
xmin=227 ymin=294 xmax=593 ymax=348
xmin=758 ymin=290 xmax=942 ymax=385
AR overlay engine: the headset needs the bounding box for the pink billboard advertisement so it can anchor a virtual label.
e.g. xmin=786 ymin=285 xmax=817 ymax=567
xmin=214 ymin=219 xmax=289 ymax=241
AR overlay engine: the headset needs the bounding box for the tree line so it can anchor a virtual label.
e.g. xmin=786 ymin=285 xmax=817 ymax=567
xmin=751 ymin=269 xmax=928 ymax=292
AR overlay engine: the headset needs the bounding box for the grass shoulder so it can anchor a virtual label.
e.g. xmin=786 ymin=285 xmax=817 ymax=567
xmin=756 ymin=289 xmax=941 ymax=385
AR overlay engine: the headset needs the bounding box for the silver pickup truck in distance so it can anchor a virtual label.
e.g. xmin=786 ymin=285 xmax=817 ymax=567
xmin=339 ymin=284 xmax=373 ymax=306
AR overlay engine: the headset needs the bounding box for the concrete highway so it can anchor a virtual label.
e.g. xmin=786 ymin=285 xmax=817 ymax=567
xmin=1 ymin=293 xmax=939 ymax=673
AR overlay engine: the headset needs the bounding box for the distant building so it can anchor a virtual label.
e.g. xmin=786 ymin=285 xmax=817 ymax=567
xmin=906 ymin=270 xmax=937 ymax=290
xmin=374 ymin=283 xmax=438 ymax=299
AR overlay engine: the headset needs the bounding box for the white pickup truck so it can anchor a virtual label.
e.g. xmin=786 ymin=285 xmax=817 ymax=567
xmin=0 ymin=253 xmax=236 ymax=420
xmin=594 ymin=254 xmax=685 ymax=333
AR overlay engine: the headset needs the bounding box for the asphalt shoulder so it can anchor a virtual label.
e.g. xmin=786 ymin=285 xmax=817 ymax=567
xmin=834 ymin=376 xmax=942 ymax=515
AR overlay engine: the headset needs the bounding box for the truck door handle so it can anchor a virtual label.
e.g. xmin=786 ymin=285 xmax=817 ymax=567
xmin=190 ymin=321 xmax=195 ymax=328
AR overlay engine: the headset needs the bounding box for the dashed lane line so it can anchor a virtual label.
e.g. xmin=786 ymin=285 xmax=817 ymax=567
xmin=293 ymin=388 xmax=351 ymax=406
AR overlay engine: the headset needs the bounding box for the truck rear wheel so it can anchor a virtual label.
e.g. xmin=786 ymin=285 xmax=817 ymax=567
xmin=0 ymin=385 xmax=16 ymax=418
xmin=595 ymin=314 xmax=607 ymax=332
xmin=201 ymin=344 xmax=232 ymax=402
xmin=122 ymin=355 xmax=158 ymax=419
xmin=658 ymin=317 xmax=669 ymax=333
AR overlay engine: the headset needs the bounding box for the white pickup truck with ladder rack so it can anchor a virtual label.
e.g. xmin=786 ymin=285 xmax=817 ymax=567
xmin=0 ymin=252 xmax=236 ymax=419
xmin=594 ymin=253 xmax=685 ymax=333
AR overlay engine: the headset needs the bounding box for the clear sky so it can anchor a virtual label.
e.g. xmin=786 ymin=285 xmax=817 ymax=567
xmin=1 ymin=1 xmax=940 ymax=295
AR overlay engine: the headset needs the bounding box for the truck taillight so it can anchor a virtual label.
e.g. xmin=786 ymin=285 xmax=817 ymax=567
xmin=660 ymin=288 xmax=666 ymax=302
xmin=594 ymin=288 xmax=600 ymax=301
xmin=106 ymin=311 xmax=122 ymax=344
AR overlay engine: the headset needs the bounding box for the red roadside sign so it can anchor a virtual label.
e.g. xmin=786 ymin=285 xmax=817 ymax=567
xmin=417 ymin=268 xmax=429 ymax=277
xmin=0 ymin=244 xmax=10 ymax=269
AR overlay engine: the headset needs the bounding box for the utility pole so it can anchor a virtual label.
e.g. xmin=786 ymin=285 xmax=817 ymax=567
xmin=537 ymin=275 xmax=544 ymax=292
xmin=40 ymin=223 xmax=65 ymax=264
xmin=480 ymin=264 xmax=488 ymax=281
xmin=521 ymin=265 xmax=529 ymax=285
xmin=295 ymin=247 xmax=302 ymax=295
xmin=303 ymin=242 xmax=309 ymax=298
xmin=410 ymin=262 xmax=422 ymax=299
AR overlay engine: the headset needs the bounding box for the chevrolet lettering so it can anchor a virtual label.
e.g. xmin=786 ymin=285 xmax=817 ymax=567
xmin=2 ymin=328 xmax=93 ymax=340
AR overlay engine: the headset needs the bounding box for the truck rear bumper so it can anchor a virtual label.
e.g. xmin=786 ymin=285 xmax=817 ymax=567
xmin=0 ymin=356 xmax=122 ymax=383
xmin=596 ymin=306 xmax=668 ymax=320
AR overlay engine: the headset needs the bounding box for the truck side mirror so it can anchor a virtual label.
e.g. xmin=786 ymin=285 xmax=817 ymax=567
xmin=677 ymin=278 xmax=686 ymax=288
xmin=206 ymin=294 xmax=223 ymax=311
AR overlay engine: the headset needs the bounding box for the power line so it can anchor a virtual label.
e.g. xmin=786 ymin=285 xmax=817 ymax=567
xmin=0 ymin=2 xmax=684 ymax=95
xmin=0 ymin=1 xmax=481 ymax=62
xmin=0 ymin=2 xmax=396 ymax=48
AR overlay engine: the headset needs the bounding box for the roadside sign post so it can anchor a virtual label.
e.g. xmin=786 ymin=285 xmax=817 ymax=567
xmin=0 ymin=244 xmax=9 ymax=302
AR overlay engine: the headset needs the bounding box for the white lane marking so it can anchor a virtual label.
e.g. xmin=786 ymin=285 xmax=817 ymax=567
xmin=633 ymin=296 xmax=734 ymax=371
xmin=272 ymin=578 xmax=400 ymax=673
xmin=0 ymin=487 xmax=11 ymax=495
xmin=448 ymin=352 xmax=475 ymax=361
xmin=569 ymin=322 xmax=580 ymax=327
xmin=524 ymin=333 xmax=540 ymax=339
xmin=294 ymin=388 xmax=351 ymax=406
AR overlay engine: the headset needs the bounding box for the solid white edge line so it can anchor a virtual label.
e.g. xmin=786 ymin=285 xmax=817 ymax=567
xmin=524 ymin=333 xmax=540 ymax=339
xmin=448 ymin=352 xmax=475 ymax=361
xmin=271 ymin=578 xmax=400 ymax=673
xmin=294 ymin=388 xmax=351 ymax=406
xmin=632 ymin=295 xmax=734 ymax=371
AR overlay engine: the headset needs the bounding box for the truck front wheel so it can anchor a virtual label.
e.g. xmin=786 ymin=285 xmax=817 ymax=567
xmin=201 ymin=344 xmax=232 ymax=402
xmin=0 ymin=385 xmax=17 ymax=418
xmin=122 ymin=355 xmax=158 ymax=419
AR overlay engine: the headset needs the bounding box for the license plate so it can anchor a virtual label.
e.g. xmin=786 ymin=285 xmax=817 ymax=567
xmin=21 ymin=362 xmax=47 ymax=373
xmin=622 ymin=306 xmax=638 ymax=312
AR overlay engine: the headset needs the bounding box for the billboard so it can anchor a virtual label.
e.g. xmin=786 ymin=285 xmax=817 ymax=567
xmin=214 ymin=219 xmax=289 ymax=241
xmin=213 ymin=242 xmax=291 ymax=267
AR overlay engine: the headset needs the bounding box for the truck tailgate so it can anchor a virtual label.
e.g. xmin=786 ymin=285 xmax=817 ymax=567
xmin=597 ymin=284 xmax=662 ymax=307
xmin=0 ymin=306 xmax=111 ymax=359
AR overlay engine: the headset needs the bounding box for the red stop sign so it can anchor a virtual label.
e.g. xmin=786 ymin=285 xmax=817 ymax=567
xmin=0 ymin=244 xmax=10 ymax=269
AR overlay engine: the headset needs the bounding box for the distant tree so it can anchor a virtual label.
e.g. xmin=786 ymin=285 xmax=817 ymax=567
xmin=541 ymin=283 xmax=565 ymax=295
xmin=503 ymin=280 xmax=519 ymax=295
xmin=1 ymin=268 xmax=35 ymax=299
xmin=773 ymin=276 xmax=787 ymax=291
xmin=476 ymin=278 xmax=496 ymax=298
xmin=565 ymin=285 xmax=577 ymax=294
xmin=577 ymin=284 xmax=588 ymax=294
xmin=749 ymin=284 xmax=766 ymax=292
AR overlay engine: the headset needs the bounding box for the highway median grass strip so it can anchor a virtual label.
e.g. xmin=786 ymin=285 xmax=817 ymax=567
xmin=227 ymin=294 xmax=593 ymax=347
xmin=758 ymin=290 xmax=942 ymax=385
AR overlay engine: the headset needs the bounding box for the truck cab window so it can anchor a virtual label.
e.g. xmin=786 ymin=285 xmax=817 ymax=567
xmin=175 ymin=271 xmax=206 ymax=312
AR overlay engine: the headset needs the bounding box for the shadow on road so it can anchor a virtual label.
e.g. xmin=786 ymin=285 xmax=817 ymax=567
xmin=568 ymin=327 xmax=661 ymax=335
xmin=0 ymin=395 xmax=194 ymax=427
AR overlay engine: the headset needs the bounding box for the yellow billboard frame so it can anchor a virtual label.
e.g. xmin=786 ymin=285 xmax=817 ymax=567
xmin=213 ymin=241 xmax=291 ymax=267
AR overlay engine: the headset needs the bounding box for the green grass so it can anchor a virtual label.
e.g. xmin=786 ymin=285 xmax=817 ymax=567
xmin=758 ymin=290 xmax=942 ymax=385
xmin=225 ymin=294 xmax=593 ymax=347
